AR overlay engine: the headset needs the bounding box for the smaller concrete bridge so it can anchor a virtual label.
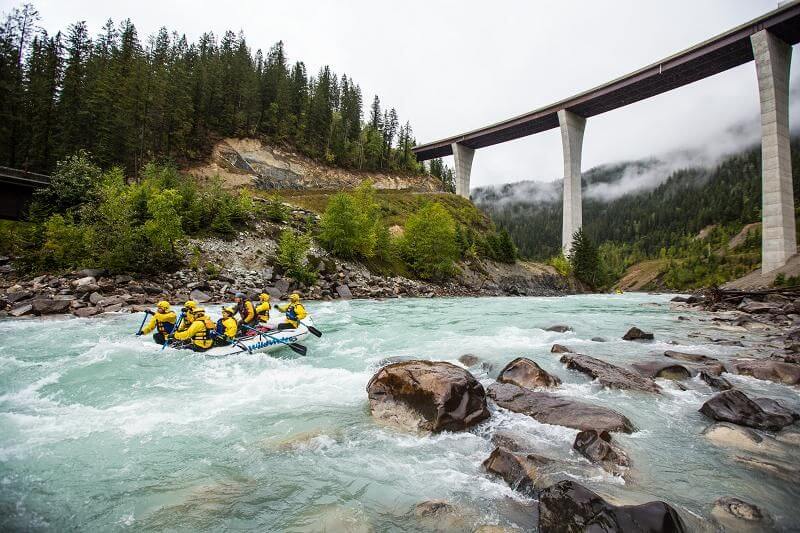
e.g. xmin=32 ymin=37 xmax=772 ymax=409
xmin=0 ymin=166 xmax=50 ymax=220
xmin=413 ymin=1 xmax=800 ymax=273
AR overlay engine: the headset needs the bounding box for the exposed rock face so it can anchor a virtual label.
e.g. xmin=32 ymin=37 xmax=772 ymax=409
xmin=482 ymin=446 xmax=550 ymax=495
xmin=560 ymin=354 xmax=661 ymax=393
xmin=487 ymin=383 xmax=634 ymax=433
xmin=711 ymin=497 xmax=772 ymax=532
xmin=622 ymin=327 xmax=654 ymax=341
xmin=537 ymin=480 xmax=686 ymax=533
xmin=631 ymin=361 xmax=692 ymax=381
xmin=737 ymin=298 xmax=780 ymax=314
xmin=699 ymin=390 xmax=796 ymax=431
xmin=732 ymin=359 xmax=800 ymax=385
xmin=573 ymin=430 xmax=630 ymax=478
xmin=550 ymin=344 xmax=572 ymax=354
xmin=545 ymin=325 xmax=572 ymax=333
xmin=366 ymin=360 xmax=490 ymax=432
xmin=497 ymin=357 xmax=561 ymax=389
xmin=10 ymin=303 xmax=33 ymax=317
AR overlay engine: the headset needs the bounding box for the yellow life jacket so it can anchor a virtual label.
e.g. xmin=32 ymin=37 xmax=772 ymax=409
xmin=190 ymin=316 xmax=215 ymax=349
xmin=255 ymin=301 xmax=270 ymax=323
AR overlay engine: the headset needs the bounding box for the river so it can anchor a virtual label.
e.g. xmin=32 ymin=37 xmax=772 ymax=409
xmin=1 ymin=294 xmax=798 ymax=531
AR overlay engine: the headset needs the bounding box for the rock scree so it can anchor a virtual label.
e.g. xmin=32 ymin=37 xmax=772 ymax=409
xmin=497 ymin=357 xmax=561 ymax=389
xmin=487 ymin=382 xmax=634 ymax=433
xmin=366 ymin=360 xmax=490 ymax=432
xmin=537 ymin=480 xmax=686 ymax=533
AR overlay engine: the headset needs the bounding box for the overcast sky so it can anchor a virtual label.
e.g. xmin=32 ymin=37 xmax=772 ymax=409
xmin=8 ymin=0 xmax=799 ymax=187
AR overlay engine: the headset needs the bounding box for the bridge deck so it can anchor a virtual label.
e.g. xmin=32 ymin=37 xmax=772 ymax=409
xmin=412 ymin=1 xmax=800 ymax=161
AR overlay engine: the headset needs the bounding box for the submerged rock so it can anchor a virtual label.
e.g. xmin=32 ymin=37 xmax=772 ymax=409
xmin=622 ymin=327 xmax=654 ymax=341
xmin=366 ymin=360 xmax=490 ymax=432
xmin=560 ymin=354 xmax=661 ymax=393
xmin=699 ymin=390 xmax=796 ymax=431
xmin=631 ymin=361 xmax=692 ymax=381
xmin=732 ymin=359 xmax=800 ymax=385
xmin=487 ymin=382 xmax=634 ymax=433
xmin=573 ymin=429 xmax=630 ymax=478
xmin=458 ymin=353 xmax=481 ymax=367
xmin=483 ymin=446 xmax=551 ymax=495
xmin=711 ymin=497 xmax=772 ymax=532
xmin=701 ymin=422 xmax=790 ymax=458
xmin=545 ymin=324 xmax=572 ymax=333
xmin=537 ymin=480 xmax=686 ymax=532
xmin=497 ymin=357 xmax=561 ymax=389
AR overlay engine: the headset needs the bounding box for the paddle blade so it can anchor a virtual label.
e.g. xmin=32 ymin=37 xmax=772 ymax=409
xmin=307 ymin=325 xmax=323 ymax=337
xmin=288 ymin=343 xmax=307 ymax=356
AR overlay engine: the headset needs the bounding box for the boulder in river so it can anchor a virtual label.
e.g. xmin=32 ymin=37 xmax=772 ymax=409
xmin=545 ymin=324 xmax=572 ymax=333
xmin=711 ymin=497 xmax=772 ymax=532
xmin=699 ymin=371 xmax=733 ymax=391
xmin=550 ymin=344 xmax=572 ymax=354
xmin=560 ymin=353 xmax=661 ymax=393
xmin=631 ymin=361 xmax=692 ymax=381
xmin=537 ymin=480 xmax=686 ymax=532
xmin=622 ymin=327 xmax=654 ymax=341
xmin=366 ymin=360 xmax=490 ymax=432
xmin=458 ymin=354 xmax=480 ymax=367
xmin=483 ymin=446 xmax=551 ymax=495
xmin=732 ymin=359 xmax=800 ymax=385
xmin=702 ymin=422 xmax=790 ymax=458
xmin=573 ymin=429 xmax=630 ymax=478
xmin=487 ymin=382 xmax=634 ymax=433
xmin=497 ymin=357 xmax=561 ymax=389
xmin=699 ymin=390 xmax=796 ymax=431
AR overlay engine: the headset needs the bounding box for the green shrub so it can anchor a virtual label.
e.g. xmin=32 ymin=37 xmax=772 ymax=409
xmin=318 ymin=180 xmax=387 ymax=259
xmin=401 ymin=202 xmax=458 ymax=280
xmin=276 ymin=229 xmax=317 ymax=285
xmin=30 ymin=150 xmax=102 ymax=220
xmin=548 ymin=253 xmax=572 ymax=276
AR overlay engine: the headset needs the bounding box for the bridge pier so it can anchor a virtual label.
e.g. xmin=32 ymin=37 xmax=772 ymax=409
xmin=558 ymin=109 xmax=586 ymax=254
xmin=451 ymin=142 xmax=474 ymax=198
xmin=751 ymin=30 xmax=795 ymax=273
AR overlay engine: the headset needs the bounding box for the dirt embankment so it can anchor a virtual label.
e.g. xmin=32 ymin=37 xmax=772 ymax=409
xmin=188 ymin=138 xmax=443 ymax=192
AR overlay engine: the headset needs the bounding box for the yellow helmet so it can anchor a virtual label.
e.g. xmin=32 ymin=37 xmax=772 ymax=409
xmin=289 ymin=293 xmax=300 ymax=303
xmin=259 ymin=293 xmax=270 ymax=302
xmin=222 ymin=306 xmax=235 ymax=316
xmin=157 ymin=300 xmax=170 ymax=311
xmin=193 ymin=307 xmax=205 ymax=317
xmin=183 ymin=300 xmax=197 ymax=310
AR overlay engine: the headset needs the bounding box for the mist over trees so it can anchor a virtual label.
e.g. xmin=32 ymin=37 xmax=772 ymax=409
xmin=0 ymin=4 xmax=423 ymax=175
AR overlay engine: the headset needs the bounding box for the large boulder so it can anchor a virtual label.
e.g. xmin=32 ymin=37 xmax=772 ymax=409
xmin=550 ymin=344 xmax=573 ymax=354
xmin=631 ymin=361 xmax=692 ymax=381
xmin=31 ymin=298 xmax=72 ymax=315
xmin=699 ymin=371 xmax=733 ymax=391
xmin=73 ymin=306 xmax=100 ymax=318
xmin=366 ymin=360 xmax=490 ymax=432
xmin=732 ymin=359 xmax=800 ymax=385
xmin=699 ymin=390 xmax=796 ymax=431
xmin=497 ymin=357 xmax=561 ymax=389
xmin=573 ymin=430 xmax=630 ymax=478
xmin=487 ymin=383 xmax=634 ymax=433
xmin=622 ymin=327 xmax=654 ymax=341
xmin=482 ymin=446 xmax=549 ymax=495
xmin=9 ymin=303 xmax=33 ymax=317
xmin=189 ymin=289 xmax=212 ymax=303
xmin=560 ymin=354 xmax=661 ymax=393
xmin=537 ymin=480 xmax=686 ymax=532
xmin=5 ymin=290 xmax=32 ymax=304
xmin=702 ymin=422 xmax=789 ymax=457
xmin=738 ymin=298 xmax=779 ymax=314
xmin=335 ymin=284 xmax=353 ymax=299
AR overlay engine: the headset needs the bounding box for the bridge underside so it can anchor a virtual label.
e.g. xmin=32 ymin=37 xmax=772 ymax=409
xmin=0 ymin=183 xmax=35 ymax=220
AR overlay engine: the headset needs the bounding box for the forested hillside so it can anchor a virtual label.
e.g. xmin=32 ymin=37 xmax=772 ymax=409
xmin=475 ymin=138 xmax=800 ymax=288
xmin=0 ymin=5 xmax=422 ymax=176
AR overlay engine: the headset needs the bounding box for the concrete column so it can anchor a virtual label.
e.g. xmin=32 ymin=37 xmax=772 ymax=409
xmin=751 ymin=30 xmax=795 ymax=273
xmin=558 ymin=109 xmax=586 ymax=255
xmin=451 ymin=142 xmax=475 ymax=198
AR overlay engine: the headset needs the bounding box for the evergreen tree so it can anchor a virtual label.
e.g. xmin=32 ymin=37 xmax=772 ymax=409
xmin=569 ymin=228 xmax=603 ymax=289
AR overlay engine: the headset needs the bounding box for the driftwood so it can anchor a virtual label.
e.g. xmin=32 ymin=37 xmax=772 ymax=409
xmin=701 ymin=286 xmax=800 ymax=306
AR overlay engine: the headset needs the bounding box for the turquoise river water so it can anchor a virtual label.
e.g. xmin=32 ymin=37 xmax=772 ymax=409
xmin=1 ymin=294 xmax=798 ymax=531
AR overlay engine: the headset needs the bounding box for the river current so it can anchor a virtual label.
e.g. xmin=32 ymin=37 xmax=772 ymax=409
xmin=1 ymin=294 xmax=798 ymax=531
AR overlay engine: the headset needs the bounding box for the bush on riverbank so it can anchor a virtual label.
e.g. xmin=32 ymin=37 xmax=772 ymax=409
xmin=16 ymin=153 xmax=253 ymax=275
xmin=401 ymin=203 xmax=459 ymax=280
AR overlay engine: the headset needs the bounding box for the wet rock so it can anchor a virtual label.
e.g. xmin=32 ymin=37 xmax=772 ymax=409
xmin=98 ymin=295 xmax=127 ymax=308
xmin=699 ymin=371 xmax=733 ymax=391
xmin=573 ymin=429 xmax=630 ymax=478
xmin=412 ymin=499 xmax=472 ymax=531
xmin=483 ymin=446 xmax=550 ymax=495
xmin=31 ymin=298 xmax=72 ymax=315
xmin=733 ymin=454 xmax=800 ymax=482
xmin=487 ymin=383 xmax=634 ymax=433
xmin=545 ymin=324 xmax=572 ymax=333
xmin=591 ymin=336 xmax=607 ymax=342
xmin=732 ymin=359 xmax=800 ymax=385
xmin=699 ymin=390 xmax=796 ymax=431
xmin=701 ymin=422 xmax=791 ymax=458
xmin=189 ymin=289 xmax=211 ymax=303
xmin=73 ymin=306 xmax=100 ymax=318
xmin=663 ymin=350 xmax=717 ymax=364
xmin=366 ymin=360 xmax=490 ymax=432
xmin=622 ymin=327 xmax=654 ymax=341
xmin=490 ymin=431 xmax=540 ymax=453
xmin=550 ymin=344 xmax=572 ymax=354
xmin=497 ymin=357 xmax=561 ymax=389
xmin=102 ymin=303 xmax=124 ymax=313
xmin=537 ymin=480 xmax=686 ymax=533
xmin=414 ymin=500 xmax=456 ymax=518
xmin=754 ymin=397 xmax=799 ymax=422
xmin=335 ymin=284 xmax=353 ymax=299
xmin=711 ymin=497 xmax=772 ymax=532
xmin=458 ymin=353 xmax=480 ymax=367
xmin=631 ymin=361 xmax=692 ymax=381
xmin=560 ymin=353 xmax=661 ymax=393
xmin=10 ymin=303 xmax=33 ymax=317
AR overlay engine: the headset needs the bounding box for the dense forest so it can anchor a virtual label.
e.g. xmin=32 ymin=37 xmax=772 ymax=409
xmin=475 ymin=138 xmax=800 ymax=287
xmin=0 ymin=4 xmax=426 ymax=176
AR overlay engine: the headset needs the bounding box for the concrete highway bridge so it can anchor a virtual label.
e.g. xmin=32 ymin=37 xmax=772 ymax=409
xmin=0 ymin=166 xmax=50 ymax=220
xmin=413 ymin=1 xmax=800 ymax=273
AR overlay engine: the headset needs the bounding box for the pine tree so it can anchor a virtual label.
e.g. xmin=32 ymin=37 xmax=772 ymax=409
xmin=569 ymin=228 xmax=603 ymax=288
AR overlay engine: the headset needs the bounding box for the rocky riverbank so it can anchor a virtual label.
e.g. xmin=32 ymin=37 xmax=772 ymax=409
xmin=360 ymin=297 xmax=800 ymax=531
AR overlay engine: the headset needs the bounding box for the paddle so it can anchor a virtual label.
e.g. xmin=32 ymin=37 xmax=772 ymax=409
xmin=135 ymin=310 xmax=153 ymax=335
xmin=162 ymin=312 xmax=184 ymax=351
xmin=273 ymin=304 xmax=323 ymax=337
xmin=240 ymin=323 xmax=307 ymax=356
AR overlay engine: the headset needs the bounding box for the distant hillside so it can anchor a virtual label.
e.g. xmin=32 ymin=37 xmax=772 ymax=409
xmin=475 ymin=137 xmax=800 ymax=262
